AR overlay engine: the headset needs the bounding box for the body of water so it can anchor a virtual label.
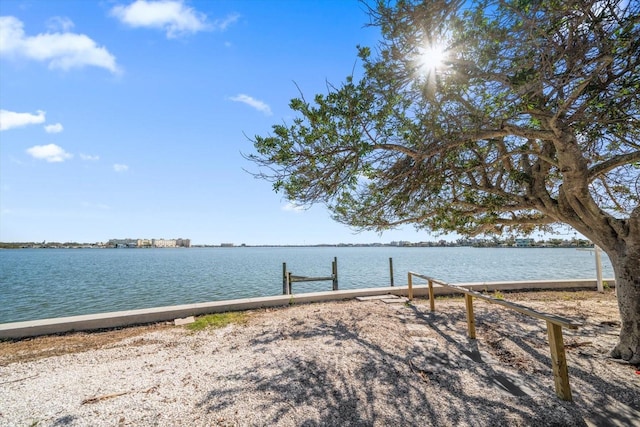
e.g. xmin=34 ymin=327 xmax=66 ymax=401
xmin=0 ymin=246 xmax=613 ymax=323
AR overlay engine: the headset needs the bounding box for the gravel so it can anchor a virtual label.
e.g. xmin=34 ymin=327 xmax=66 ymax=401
xmin=1 ymin=291 xmax=639 ymax=426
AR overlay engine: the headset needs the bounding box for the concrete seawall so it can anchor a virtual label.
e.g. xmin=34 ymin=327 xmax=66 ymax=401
xmin=0 ymin=278 xmax=614 ymax=339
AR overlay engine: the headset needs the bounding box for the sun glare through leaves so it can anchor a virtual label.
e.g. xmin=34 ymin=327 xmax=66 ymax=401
xmin=417 ymin=44 xmax=446 ymax=72
xmin=412 ymin=43 xmax=447 ymax=90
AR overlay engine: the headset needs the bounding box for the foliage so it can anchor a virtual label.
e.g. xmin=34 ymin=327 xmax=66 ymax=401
xmin=247 ymin=0 xmax=639 ymax=245
xmin=187 ymin=312 xmax=247 ymax=331
xmin=248 ymin=0 xmax=640 ymax=362
xmin=0 ymin=242 xmax=25 ymax=249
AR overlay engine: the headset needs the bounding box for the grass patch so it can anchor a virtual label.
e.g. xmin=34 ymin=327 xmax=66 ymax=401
xmin=187 ymin=312 xmax=248 ymax=332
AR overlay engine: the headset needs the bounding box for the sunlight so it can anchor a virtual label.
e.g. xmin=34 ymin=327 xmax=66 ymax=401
xmin=417 ymin=44 xmax=446 ymax=73
xmin=412 ymin=41 xmax=448 ymax=91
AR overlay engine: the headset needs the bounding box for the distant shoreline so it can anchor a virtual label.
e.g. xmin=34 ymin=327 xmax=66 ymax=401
xmin=0 ymin=242 xmax=595 ymax=250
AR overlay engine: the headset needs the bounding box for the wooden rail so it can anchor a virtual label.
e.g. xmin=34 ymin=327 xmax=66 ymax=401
xmin=282 ymin=258 xmax=338 ymax=295
xmin=407 ymin=272 xmax=582 ymax=401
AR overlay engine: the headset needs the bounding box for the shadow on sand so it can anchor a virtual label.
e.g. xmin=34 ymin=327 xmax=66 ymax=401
xmin=198 ymin=301 xmax=639 ymax=426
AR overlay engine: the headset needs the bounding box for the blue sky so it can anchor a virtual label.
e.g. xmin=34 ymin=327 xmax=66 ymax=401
xmin=0 ymin=0 xmax=587 ymax=246
xmin=0 ymin=0 xmax=453 ymax=245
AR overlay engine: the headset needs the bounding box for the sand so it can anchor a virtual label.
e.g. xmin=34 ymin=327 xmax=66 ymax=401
xmin=1 ymin=289 xmax=638 ymax=426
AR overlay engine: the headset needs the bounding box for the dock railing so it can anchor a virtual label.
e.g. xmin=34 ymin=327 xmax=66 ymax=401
xmin=282 ymin=257 xmax=338 ymax=295
xmin=407 ymin=272 xmax=582 ymax=401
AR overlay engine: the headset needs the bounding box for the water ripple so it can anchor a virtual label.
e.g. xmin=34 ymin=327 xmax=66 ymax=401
xmin=0 ymin=247 xmax=613 ymax=322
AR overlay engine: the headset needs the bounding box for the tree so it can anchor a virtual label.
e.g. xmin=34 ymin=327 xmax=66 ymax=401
xmin=247 ymin=0 xmax=640 ymax=362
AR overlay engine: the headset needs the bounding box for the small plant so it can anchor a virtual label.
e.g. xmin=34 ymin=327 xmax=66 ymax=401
xmin=289 ymin=294 xmax=295 ymax=305
xmin=493 ymin=290 xmax=504 ymax=300
xmin=603 ymin=281 xmax=610 ymax=290
xmin=187 ymin=312 xmax=247 ymax=331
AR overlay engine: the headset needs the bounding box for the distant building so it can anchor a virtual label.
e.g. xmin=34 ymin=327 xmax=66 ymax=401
xmin=389 ymin=241 xmax=413 ymax=247
xmin=176 ymin=238 xmax=191 ymax=248
xmin=109 ymin=237 xmax=191 ymax=248
xmin=137 ymin=239 xmax=152 ymax=248
xmin=152 ymin=238 xmax=177 ymax=248
xmin=515 ymin=238 xmax=535 ymax=247
xmin=220 ymin=243 xmax=234 ymax=247
xmin=108 ymin=238 xmax=137 ymax=248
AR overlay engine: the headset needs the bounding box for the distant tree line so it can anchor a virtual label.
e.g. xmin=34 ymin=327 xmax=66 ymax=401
xmin=0 ymin=242 xmax=98 ymax=249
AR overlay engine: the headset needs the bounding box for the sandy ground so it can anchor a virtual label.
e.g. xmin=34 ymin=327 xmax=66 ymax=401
xmin=0 ymin=289 xmax=639 ymax=426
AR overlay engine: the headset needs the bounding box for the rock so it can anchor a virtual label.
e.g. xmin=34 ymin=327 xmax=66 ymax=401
xmin=174 ymin=316 xmax=195 ymax=326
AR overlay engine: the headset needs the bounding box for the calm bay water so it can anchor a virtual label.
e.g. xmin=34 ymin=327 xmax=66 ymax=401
xmin=0 ymin=246 xmax=613 ymax=323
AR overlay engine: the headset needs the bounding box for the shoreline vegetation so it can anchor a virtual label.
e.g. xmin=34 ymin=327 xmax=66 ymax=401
xmin=0 ymin=238 xmax=594 ymax=250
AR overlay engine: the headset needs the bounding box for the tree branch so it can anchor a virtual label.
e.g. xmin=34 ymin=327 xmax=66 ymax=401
xmin=372 ymin=143 xmax=422 ymax=159
xmin=552 ymin=55 xmax=614 ymax=125
xmin=502 ymin=124 xmax=555 ymax=140
xmin=588 ymin=151 xmax=640 ymax=179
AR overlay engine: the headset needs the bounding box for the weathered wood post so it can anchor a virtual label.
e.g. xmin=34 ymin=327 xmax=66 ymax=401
xmin=464 ymin=294 xmax=476 ymax=339
xmin=408 ymin=272 xmax=413 ymax=300
xmin=547 ymin=321 xmax=572 ymax=401
xmin=287 ymin=272 xmax=293 ymax=295
xmin=428 ymin=280 xmax=435 ymax=311
xmin=332 ymin=257 xmax=338 ymax=290
xmin=282 ymin=262 xmax=288 ymax=295
xmin=389 ymin=258 xmax=394 ymax=286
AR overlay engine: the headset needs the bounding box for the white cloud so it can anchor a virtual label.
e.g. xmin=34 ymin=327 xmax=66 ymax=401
xmin=110 ymin=0 xmax=209 ymax=38
xmin=26 ymin=144 xmax=73 ymax=162
xmin=230 ymin=94 xmax=272 ymax=116
xmin=46 ymin=16 xmax=74 ymax=32
xmin=80 ymin=153 xmax=100 ymax=161
xmin=213 ymin=13 xmax=240 ymax=31
xmin=44 ymin=122 xmax=63 ymax=133
xmin=0 ymin=16 xmax=120 ymax=73
xmin=113 ymin=163 xmax=129 ymax=172
xmin=0 ymin=109 xmax=46 ymax=131
xmin=282 ymin=202 xmax=305 ymax=213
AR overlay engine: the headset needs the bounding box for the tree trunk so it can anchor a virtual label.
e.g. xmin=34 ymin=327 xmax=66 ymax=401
xmin=554 ymin=140 xmax=639 ymax=364
xmin=606 ymin=238 xmax=640 ymax=365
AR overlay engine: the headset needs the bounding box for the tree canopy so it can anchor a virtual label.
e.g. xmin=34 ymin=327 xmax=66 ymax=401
xmin=248 ymin=0 xmax=640 ymax=362
xmin=249 ymin=0 xmax=639 ymax=245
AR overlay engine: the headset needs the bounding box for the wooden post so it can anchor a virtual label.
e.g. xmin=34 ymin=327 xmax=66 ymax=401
xmin=282 ymin=262 xmax=288 ymax=295
xmin=547 ymin=321 xmax=572 ymax=401
xmin=287 ymin=272 xmax=293 ymax=295
xmin=332 ymin=257 xmax=338 ymax=291
xmin=464 ymin=294 xmax=476 ymax=339
xmin=389 ymin=258 xmax=394 ymax=286
xmin=408 ymin=273 xmax=413 ymax=301
xmin=428 ymin=280 xmax=435 ymax=311
xmin=595 ymin=245 xmax=603 ymax=293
